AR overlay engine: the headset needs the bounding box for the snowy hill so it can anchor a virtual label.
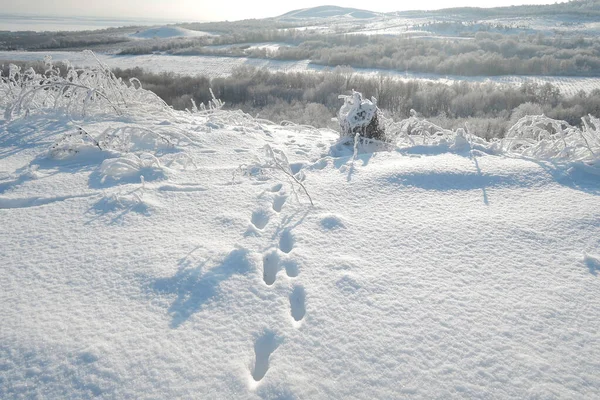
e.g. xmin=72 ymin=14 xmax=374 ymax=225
xmin=1 ymin=61 xmax=600 ymax=398
xmin=278 ymin=5 xmax=380 ymax=20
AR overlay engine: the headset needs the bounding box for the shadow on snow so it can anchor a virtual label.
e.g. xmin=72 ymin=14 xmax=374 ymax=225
xmin=150 ymin=248 xmax=253 ymax=328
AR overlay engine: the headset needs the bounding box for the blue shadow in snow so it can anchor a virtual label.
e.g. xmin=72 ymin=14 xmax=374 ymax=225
xmin=151 ymin=248 xmax=252 ymax=328
xmin=585 ymin=255 xmax=600 ymax=276
xmin=0 ymin=174 xmax=31 ymax=195
xmin=384 ymin=170 xmax=529 ymax=191
xmin=88 ymin=166 xmax=167 ymax=189
xmin=513 ymin=158 xmax=599 ymax=196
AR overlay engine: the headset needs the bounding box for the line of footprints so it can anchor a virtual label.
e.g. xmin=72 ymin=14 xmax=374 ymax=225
xmin=248 ymin=182 xmax=306 ymax=384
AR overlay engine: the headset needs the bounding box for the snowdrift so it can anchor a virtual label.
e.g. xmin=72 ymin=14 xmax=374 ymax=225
xmin=1 ymin=56 xmax=600 ymax=399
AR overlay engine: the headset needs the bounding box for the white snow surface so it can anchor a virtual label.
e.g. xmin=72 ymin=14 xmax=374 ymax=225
xmin=1 ymin=101 xmax=600 ymax=398
xmin=131 ymin=26 xmax=215 ymax=39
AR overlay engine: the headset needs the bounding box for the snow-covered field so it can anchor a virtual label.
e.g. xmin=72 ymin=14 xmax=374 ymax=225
xmin=1 ymin=63 xmax=600 ymax=398
xmin=130 ymin=26 xmax=215 ymax=39
xmin=0 ymin=15 xmax=183 ymax=32
xmin=0 ymin=51 xmax=314 ymax=78
xmin=2 ymin=50 xmax=600 ymax=96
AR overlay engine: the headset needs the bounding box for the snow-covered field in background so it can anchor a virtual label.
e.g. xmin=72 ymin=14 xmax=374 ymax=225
xmin=0 ymin=15 xmax=185 ymax=32
xmin=1 ymin=63 xmax=600 ymax=397
xmin=130 ymin=26 xmax=216 ymax=39
xmin=2 ymin=50 xmax=600 ymax=96
xmin=205 ymin=43 xmax=296 ymax=52
xmin=0 ymin=51 xmax=314 ymax=78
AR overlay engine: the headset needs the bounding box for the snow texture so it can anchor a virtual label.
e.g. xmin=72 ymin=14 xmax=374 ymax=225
xmin=1 ymin=64 xmax=600 ymax=399
xmin=131 ymin=26 xmax=215 ymax=39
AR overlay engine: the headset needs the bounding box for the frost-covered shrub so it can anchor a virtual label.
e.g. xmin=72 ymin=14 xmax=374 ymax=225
xmin=382 ymin=109 xmax=457 ymax=146
xmin=1 ymin=51 xmax=169 ymax=121
xmin=337 ymin=91 xmax=385 ymax=141
xmin=99 ymin=153 xmax=167 ymax=184
xmin=238 ymin=144 xmax=313 ymax=206
xmin=509 ymin=102 xmax=545 ymax=127
xmin=47 ymin=124 xmax=192 ymax=160
xmin=188 ymin=88 xmax=224 ymax=114
xmin=502 ymin=114 xmax=600 ymax=165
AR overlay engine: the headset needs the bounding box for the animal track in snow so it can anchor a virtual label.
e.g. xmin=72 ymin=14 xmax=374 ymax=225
xmin=279 ymin=229 xmax=295 ymax=254
xmin=282 ymin=259 xmax=299 ymax=278
xmin=319 ymin=214 xmax=346 ymax=231
xmin=272 ymin=195 xmax=287 ymax=213
xmin=262 ymin=250 xmax=280 ymax=286
xmin=269 ymin=183 xmax=283 ymax=192
xmin=311 ymin=159 xmax=328 ymax=170
xmin=289 ymin=285 xmax=306 ymax=322
xmin=289 ymin=163 xmax=304 ymax=175
xmin=251 ymin=210 xmax=270 ymax=230
xmin=251 ymin=330 xmax=282 ymax=382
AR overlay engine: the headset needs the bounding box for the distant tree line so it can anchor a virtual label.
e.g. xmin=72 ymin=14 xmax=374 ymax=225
xmin=0 ymin=29 xmax=130 ymax=51
xmin=273 ymin=32 xmax=600 ymax=77
xmin=399 ymin=0 xmax=600 ymax=19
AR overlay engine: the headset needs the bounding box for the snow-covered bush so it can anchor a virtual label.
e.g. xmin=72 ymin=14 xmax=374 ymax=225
xmin=238 ymin=145 xmax=313 ymax=206
xmin=337 ymin=91 xmax=385 ymax=141
xmin=386 ymin=109 xmax=455 ymax=144
xmin=99 ymin=153 xmax=167 ymax=184
xmin=502 ymin=114 xmax=600 ymax=165
xmin=1 ymin=51 xmax=169 ymax=121
xmin=47 ymin=123 xmax=195 ymax=161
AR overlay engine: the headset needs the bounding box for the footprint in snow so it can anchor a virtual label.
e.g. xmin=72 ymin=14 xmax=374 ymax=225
xmin=289 ymin=163 xmax=304 ymax=175
xmin=311 ymin=159 xmax=328 ymax=170
xmin=262 ymin=250 xmax=280 ymax=286
xmin=251 ymin=330 xmax=282 ymax=382
xmin=279 ymin=229 xmax=294 ymax=254
xmin=289 ymin=285 xmax=306 ymax=323
xmin=251 ymin=209 xmax=270 ymax=230
xmin=282 ymin=259 xmax=299 ymax=278
xmin=319 ymin=214 xmax=346 ymax=231
xmin=272 ymin=195 xmax=287 ymax=213
xmin=269 ymin=183 xmax=283 ymax=192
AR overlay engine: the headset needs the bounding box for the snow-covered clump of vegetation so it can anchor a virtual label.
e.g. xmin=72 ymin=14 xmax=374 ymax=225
xmin=1 ymin=51 xmax=169 ymax=121
xmin=337 ymin=90 xmax=386 ymax=141
xmin=502 ymin=114 xmax=600 ymax=168
xmin=337 ymin=90 xmax=600 ymax=171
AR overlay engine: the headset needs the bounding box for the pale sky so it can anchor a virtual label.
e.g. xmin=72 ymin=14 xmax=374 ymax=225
xmin=1 ymin=0 xmax=563 ymax=22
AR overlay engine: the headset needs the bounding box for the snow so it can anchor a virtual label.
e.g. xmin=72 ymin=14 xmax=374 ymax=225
xmin=130 ymin=26 xmax=215 ymax=39
xmin=0 ymin=15 xmax=183 ymax=33
xmin=279 ymin=6 xmax=379 ymax=20
xmin=0 ymin=51 xmax=314 ymax=79
xmin=1 ymin=68 xmax=600 ymax=398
